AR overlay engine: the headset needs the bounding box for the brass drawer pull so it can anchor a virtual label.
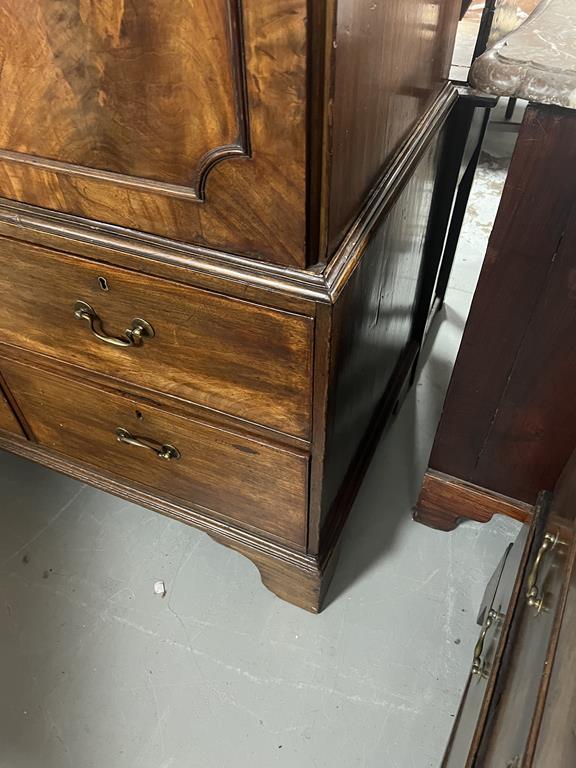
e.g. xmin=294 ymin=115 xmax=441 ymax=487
xmin=471 ymin=608 xmax=499 ymax=677
xmin=74 ymin=301 xmax=155 ymax=347
xmin=526 ymin=531 xmax=558 ymax=613
xmin=116 ymin=427 xmax=180 ymax=461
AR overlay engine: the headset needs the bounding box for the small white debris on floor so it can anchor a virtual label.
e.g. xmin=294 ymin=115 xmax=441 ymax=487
xmin=153 ymin=580 xmax=167 ymax=597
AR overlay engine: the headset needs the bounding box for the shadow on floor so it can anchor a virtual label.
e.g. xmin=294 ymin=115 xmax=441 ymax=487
xmin=325 ymin=304 xmax=463 ymax=606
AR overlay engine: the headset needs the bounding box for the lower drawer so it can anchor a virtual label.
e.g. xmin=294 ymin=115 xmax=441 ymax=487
xmin=1 ymin=359 xmax=308 ymax=547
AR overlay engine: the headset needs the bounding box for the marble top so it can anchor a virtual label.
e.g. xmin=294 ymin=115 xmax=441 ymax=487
xmin=470 ymin=0 xmax=576 ymax=109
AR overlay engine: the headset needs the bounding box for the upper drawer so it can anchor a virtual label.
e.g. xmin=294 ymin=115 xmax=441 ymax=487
xmin=0 ymin=239 xmax=313 ymax=438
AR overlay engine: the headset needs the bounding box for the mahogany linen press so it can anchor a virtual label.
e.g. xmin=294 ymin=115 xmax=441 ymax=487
xmin=0 ymin=1 xmax=462 ymax=610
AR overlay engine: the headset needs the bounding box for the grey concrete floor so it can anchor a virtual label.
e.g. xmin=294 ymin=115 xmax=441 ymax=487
xmin=0 ymin=133 xmax=521 ymax=768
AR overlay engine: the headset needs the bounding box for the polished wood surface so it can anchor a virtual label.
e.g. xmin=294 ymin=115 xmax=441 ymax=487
xmin=532 ymin=542 xmax=576 ymax=767
xmin=320 ymin=135 xmax=443 ymax=530
xmin=443 ymin=526 xmax=530 ymax=768
xmin=444 ymin=450 xmax=576 ymax=766
xmin=0 ymin=427 xmax=325 ymax=611
xmin=415 ymin=470 xmax=532 ymax=532
xmin=0 ymin=0 xmax=308 ymax=266
xmin=327 ymin=0 xmax=460 ymax=252
xmin=418 ymin=104 xmax=576 ymax=533
xmin=0 ymin=0 xmax=246 ymax=190
xmin=0 ymin=238 xmax=313 ymax=438
xmin=0 ymin=378 xmax=24 ymax=436
xmin=1 ymin=358 xmax=309 ymax=547
xmin=0 ymin=0 xmax=461 ymax=267
xmin=479 ymin=514 xmax=570 ymax=765
xmin=0 ymin=0 xmax=464 ymax=608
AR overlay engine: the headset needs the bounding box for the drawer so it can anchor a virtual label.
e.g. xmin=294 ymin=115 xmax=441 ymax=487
xmin=479 ymin=518 xmax=570 ymax=766
xmin=0 ymin=380 xmax=24 ymax=437
xmin=1 ymin=359 xmax=308 ymax=547
xmin=443 ymin=524 xmax=530 ymax=768
xmin=0 ymin=239 xmax=313 ymax=438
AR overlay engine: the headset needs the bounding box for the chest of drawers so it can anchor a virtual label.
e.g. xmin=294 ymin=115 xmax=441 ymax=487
xmin=0 ymin=0 xmax=461 ymax=610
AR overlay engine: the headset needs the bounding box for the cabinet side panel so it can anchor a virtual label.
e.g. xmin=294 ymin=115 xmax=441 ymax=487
xmin=320 ymin=133 xmax=442 ymax=529
xmin=429 ymin=106 xmax=576 ymax=505
xmin=327 ymin=0 xmax=459 ymax=254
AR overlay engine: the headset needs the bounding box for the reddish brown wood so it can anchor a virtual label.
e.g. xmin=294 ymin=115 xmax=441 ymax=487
xmin=320 ymin=131 xmax=445 ymax=533
xmin=428 ymin=105 xmax=576 ymax=509
xmin=444 ymin=448 xmax=576 ymax=766
xmin=0 ymin=238 xmax=313 ymax=438
xmin=1 ymin=358 xmax=309 ymax=547
xmin=531 ymin=541 xmax=576 ymax=767
xmin=0 ymin=0 xmax=461 ymax=268
xmin=415 ymin=470 xmax=533 ymax=532
xmin=0 ymin=426 xmax=326 ymax=611
xmin=327 ymin=0 xmax=460 ymax=253
xmin=0 ymin=0 xmax=308 ymax=266
xmin=0 ymin=0 xmax=463 ymax=609
xmin=0 ymin=376 xmax=24 ymax=437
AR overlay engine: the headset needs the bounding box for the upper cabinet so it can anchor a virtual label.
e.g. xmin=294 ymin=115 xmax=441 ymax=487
xmin=0 ymin=0 xmax=460 ymax=268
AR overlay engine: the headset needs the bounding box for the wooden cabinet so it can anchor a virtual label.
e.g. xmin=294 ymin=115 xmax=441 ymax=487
xmin=0 ymin=0 xmax=462 ymax=610
xmin=0 ymin=0 xmax=460 ymax=268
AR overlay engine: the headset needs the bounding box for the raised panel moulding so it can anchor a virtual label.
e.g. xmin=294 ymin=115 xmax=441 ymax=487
xmin=0 ymin=0 xmax=250 ymax=201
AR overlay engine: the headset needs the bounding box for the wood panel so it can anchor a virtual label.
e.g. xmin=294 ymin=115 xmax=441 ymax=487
xmin=478 ymin=517 xmax=571 ymax=766
xmin=0 ymin=0 xmax=247 ymax=194
xmin=443 ymin=525 xmax=529 ymax=768
xmin=0 ymin=0 xmax=308 ymax=267
xmin=0 ymin=238 xmax=313 ymax=438
xmin=532 ymin=543 xmax=576 ymax=767
xmin=1 ymin=359 xmax=309 ymax=547
xmin=319 ymin=133 xmax=443 ymax=533
xmin=327 ymin=0 xmax=460 ymax=253
xmin=429 ymin=106 xmax=576 ymax=505
xmin=0 ymin=378 xmax=24 ymax=437
xmin=415 ymin=470 xmax=532 ymax=532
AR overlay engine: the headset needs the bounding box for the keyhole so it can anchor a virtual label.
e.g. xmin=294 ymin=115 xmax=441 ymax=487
xmin=98 ymin=276 xmax=109 ymax=292
xmin=135 ymin=410 xmax=144 ymax=421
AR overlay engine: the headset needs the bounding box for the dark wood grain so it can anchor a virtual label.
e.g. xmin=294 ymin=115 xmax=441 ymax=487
xmin=443 ymin=454 xmax=576 ymax=766
xmin=477 ymin=516 xmax=572 ymax=766
xmin=0 ymin=0 xmax=464 ymax=611
xmin=0 ymin=237 xmax=313 ymax=438
xmin=0 ymin=0 xmax=463 ymax=268
xmin=531 ymin=542 xmax=576 ymax=767
xmin=0 ymin=377 xmax=24 ymax=437
xmin=443 ymin=525 xmax=531 ymax=768
xmin=1 ymin=358 xmax=309 ymax=547
xmin=327 ymin=0 xmax=460 ymax=254
xmin=428 ymin=105 xmax=576 ymax=507
xmin=0 ymin=0 xmax=308 ymax=266
xmin=415 ymin=470 xmax=532 ymax=532
xmin=319 ymin=133 xmax=443 ymax=532
xmin=0 ymin=0 xmax=248 ymax=192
